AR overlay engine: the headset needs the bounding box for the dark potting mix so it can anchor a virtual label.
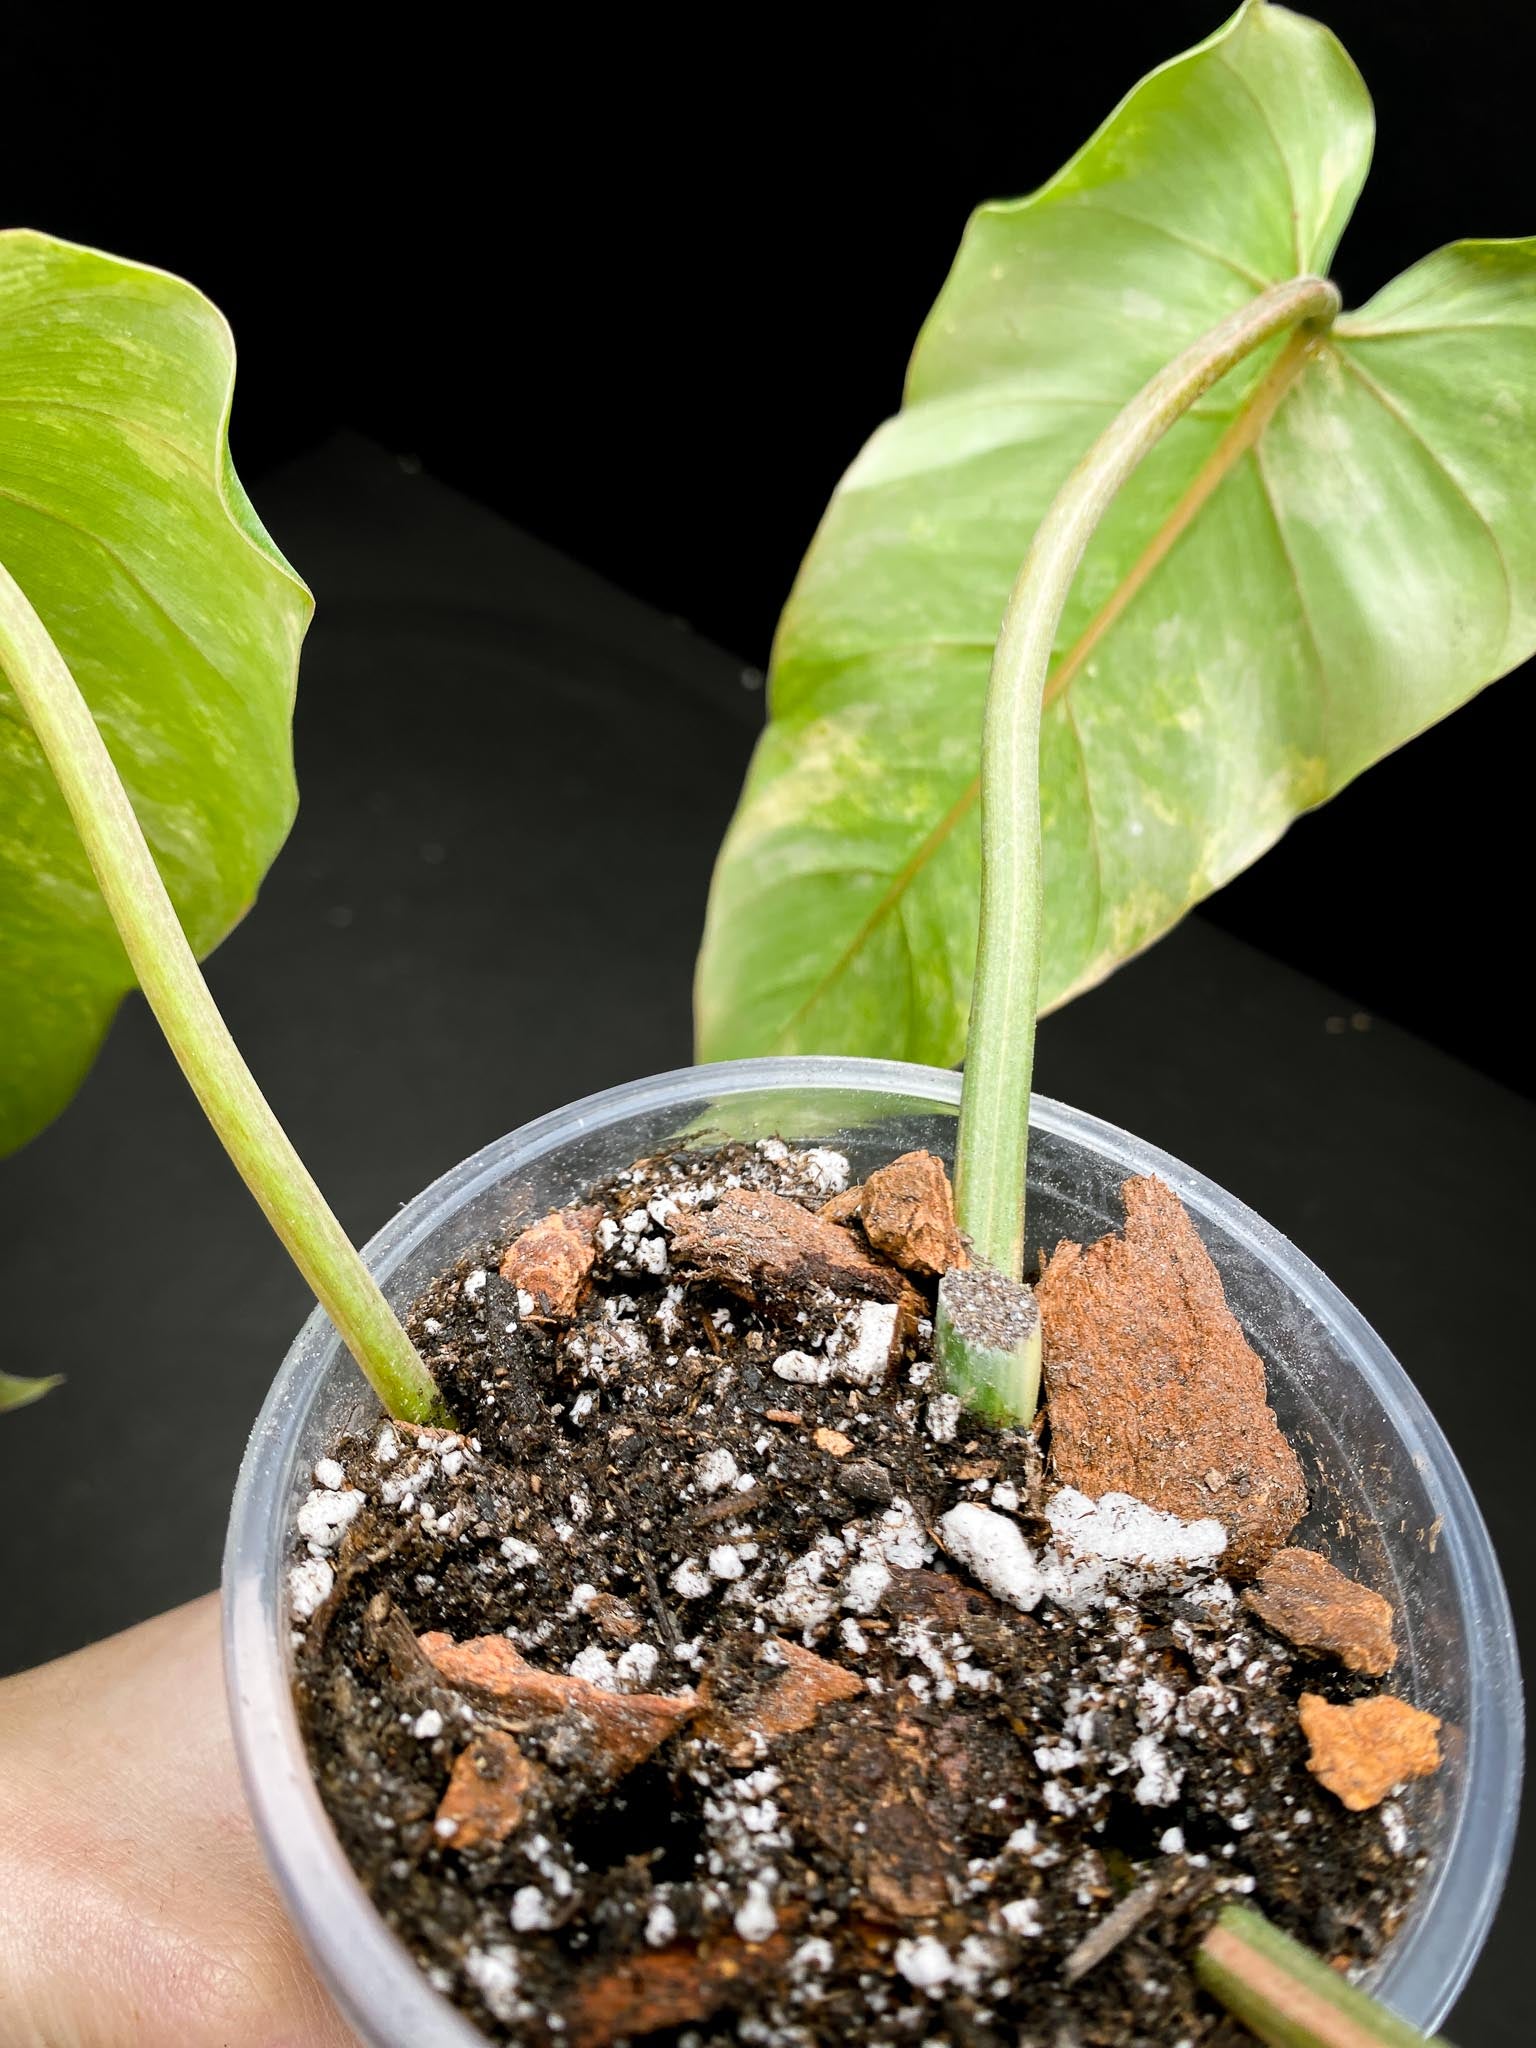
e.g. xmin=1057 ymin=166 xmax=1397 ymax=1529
xmin=291 ymin=1140 xmax=1441 ymax=2046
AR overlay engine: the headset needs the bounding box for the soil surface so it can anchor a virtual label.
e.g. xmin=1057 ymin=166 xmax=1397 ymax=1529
xmin=293 ymin=1141 xmax=1427 ymax=2047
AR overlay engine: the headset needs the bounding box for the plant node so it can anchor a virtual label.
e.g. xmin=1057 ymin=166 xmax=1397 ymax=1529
xmin=934 ymin=1265 xmax=1042 ymax=1427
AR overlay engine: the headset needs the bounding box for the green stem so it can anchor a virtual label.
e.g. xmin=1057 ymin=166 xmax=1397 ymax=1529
xmin=1197 ymin=1904 xmax=1451 ymax=2048
xmin=952 ymin=274 xmax=1340 ymax=1279
xmin=0 ymin=561 xmax=450 ymax=1427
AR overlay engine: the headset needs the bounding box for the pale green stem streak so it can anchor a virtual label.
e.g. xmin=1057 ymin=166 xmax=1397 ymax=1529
xmin=1198 ymin=1904 xmax=1450 ymax=2048
xmin=0 ymin=561 xmax=449 ymax=1426
xmin=953 ymin=275 xmax=1340 ymax=1279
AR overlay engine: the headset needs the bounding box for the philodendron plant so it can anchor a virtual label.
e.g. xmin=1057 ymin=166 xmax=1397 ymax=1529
xmin=0 ymin=4 xmax=1528 ymax=2041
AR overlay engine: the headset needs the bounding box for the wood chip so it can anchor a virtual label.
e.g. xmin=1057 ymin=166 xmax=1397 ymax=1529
xmin=565 ymin=1932 xmax=795 ymax=2048
xmin=763 ymin=1409 xmax=803 ymax=1425
xmin=668 ymin=1188 xmax=925 ymax=1340
xmin=879 ymin=1567 xmax=1004 ymax=1637
xmin=1298 ymin=1691 xmax=1442 ymax=1811
xmin=417 ymin=1631 xmax=697 ymax=1779
xmin=817 ymin=1186 xmax=865 ymax=1227
xmin=585 ymin=1592 xmax=643 ymax=1645
xmin=498 ymin=1205 xmax=602 ymax=1321
xmin=695 ymin=1638 xmax=864 ymax=1763
xmin=813 ymin=1426 xmax=855 ymax=1457
xmin=855 ymin=1150 xmax=968 ymax=1278
xmin=1244 ymin=1547 xmax=1397 ymax=1676
xmin=1039 ymin=1175 xmax=1307 ymax=1574
xmin=1060 ymin=1877 xmax=1164 ymax=1983
xmin=689 ymin=1485 xmax=767 ymax=1526
xmin=433 ymin=1728 xmax=538 ymax=1849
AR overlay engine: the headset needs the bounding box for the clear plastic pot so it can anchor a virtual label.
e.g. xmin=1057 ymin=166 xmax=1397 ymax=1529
xmin=223 ymin=1057 xmax=1522 ymax=2046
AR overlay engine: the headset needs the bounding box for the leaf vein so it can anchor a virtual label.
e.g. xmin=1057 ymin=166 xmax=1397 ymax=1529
xmin=1215 ymin=53 xmax=1305 ymax=273
xmin=1248 ymin=440 xmax=1332 ymax=767
xmin=1064 ymin=197 xmax=1271 ymax=291
xmin=0 ymin=479 xmax=241 ymax=696
xmin=768 ymin=779 xmax=979 ymax=1048
xmin=1330 ymin=343 xmax=1514 ymax=655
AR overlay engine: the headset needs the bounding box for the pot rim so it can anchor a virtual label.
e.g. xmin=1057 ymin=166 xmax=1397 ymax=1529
xmin=223 ymin=1054 xmax=1523 ymax=2044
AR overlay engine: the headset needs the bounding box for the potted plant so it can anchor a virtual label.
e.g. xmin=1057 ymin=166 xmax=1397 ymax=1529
xmin=1 ymin=5 xmax=1525 ymax=2044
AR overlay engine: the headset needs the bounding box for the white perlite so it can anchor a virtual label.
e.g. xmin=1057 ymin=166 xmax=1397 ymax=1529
xmin=1046 ymin=1487 xmax=1226 ymax=1571
xmin=288 ymin=1557 xmax=334 ymax=1621
xmin=510 ymin=1885 xmax=555 ymax=1931
xmin=670 ymin=1559 xmax=713 ymax=1601
xmin=999 ymin=1897 xmax=1043 ymax=1937
xmin=568 ymin=1646 xmax=619 ymax=1690
xmin=463 ymin=1945 xmax=521 ymax=2023
xmin=295 ymin=1487 xmax=364 ymax=1554
xmin=695 ymin=1448 xmax=739 ymax=1494
xmin=767 ymin=1544 xmax=840 ymax=1636
xmin=734 ymin=1879 xmax=778 ymax=1943
xmin=313 ymin=1456 xmax=345 ymax=1490
xmin=842 ymin=1559 xmax=891 ymax=1615
xmin=645 ymin=1900 xmax=678 ymax=1948
xmin=412 ymin=1708 xmax=444 ymax=1740
xmin=771 ymin=1349 xmax=831 ymax=1386
xmin=634 ymin=1234 xmax=669 ymax=1275
xmin=940 ymin=1489 xmax=1229 ymax=1616
xmin=924 ymin=1393 xmax=962 ymax=1443
xmin=825 ymin=1299 xmax=899 ymax=1386
xmin=615 ymin=1642 xmax=660 ymax=1690
xmin=1130 ymin=1731 xmax=1184 ymax=1807
xmin=894 ymin=1935 xmax=953 ymax=1990
xmin=801 ymin=1147 xmax=849 ymax=1193
xmin=939 ymin=1503 xmax=1045 ymax=1610
xmin=873 ymin=1496 xmax=934 ymax=1571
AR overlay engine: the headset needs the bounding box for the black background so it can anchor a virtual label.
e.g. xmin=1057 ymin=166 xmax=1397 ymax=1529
xmin=9 ymin=0 xmax=1533 ymax=1092
xmin=3 ymin=5 xmax=1532 ymax=2041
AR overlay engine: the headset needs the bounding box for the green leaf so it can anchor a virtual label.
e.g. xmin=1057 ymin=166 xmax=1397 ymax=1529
xmin=695 ymin=0 xmax=1536 ymax=1064
xmin=0 ymin=1369 xmax=63 ymax=1413
xmin=0 ymin=230 xmax=311 ymax=1152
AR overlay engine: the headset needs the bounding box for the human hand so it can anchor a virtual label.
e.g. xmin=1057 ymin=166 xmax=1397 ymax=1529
xmin=0 ymin=1594 xmax=355 ymax=2048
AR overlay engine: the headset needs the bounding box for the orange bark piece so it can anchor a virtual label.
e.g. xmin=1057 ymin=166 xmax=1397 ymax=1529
xmin=565 ymin=1933 xmax=794 ymax=2048
xmin=668 ymin=1188 xmax=924 ymax=1336
xmin=434 ymin=1727 xmax=538 ymax=1849
xmin=697 ymin=1639 xmax=864 ymax=1763
xmin=1298 ymin=1691 xmax=1442 ymax=1811
xmin=417 ymin=1632 xmax=697 ymax=1777
xmin=858 ymin=1151 xmax=968 ymax=1278
xmin=814 ymin=1426 xmax=855 ymax=1457
xmin=498 ymin=1205 xmax=601 ymax=1321
xmin=1244 ymin=1547 xmax=1398 ymax=1676
xmin=1038 ymin=1175 xmax=1307 ymax=1574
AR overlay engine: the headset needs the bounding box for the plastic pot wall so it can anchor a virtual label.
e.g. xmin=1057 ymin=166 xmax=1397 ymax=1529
xmin=224 ymin=1057 xmax=1523 ymax=2047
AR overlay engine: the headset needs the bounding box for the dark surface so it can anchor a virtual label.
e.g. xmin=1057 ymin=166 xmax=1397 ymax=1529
xmin=0 ymin=441 xmax=1528 ymax=2038
xmin=9 ymin=0 xmax=1536 ymax=1093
